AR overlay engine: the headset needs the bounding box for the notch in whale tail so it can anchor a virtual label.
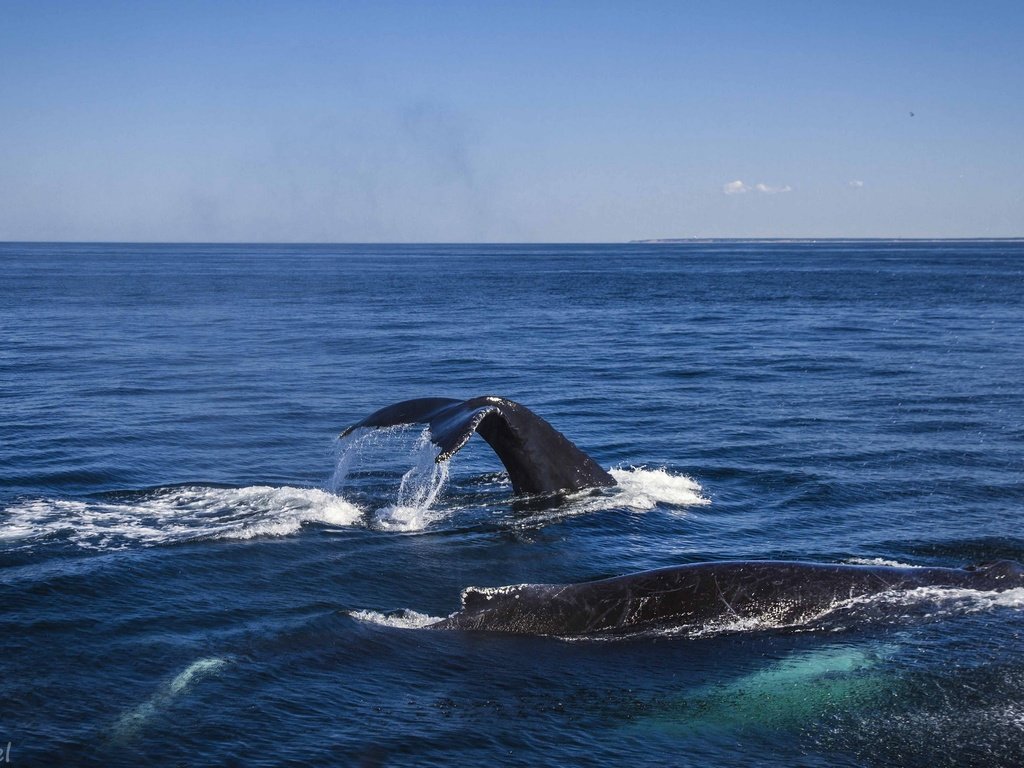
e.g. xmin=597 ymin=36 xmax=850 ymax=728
xmin=341 ymin=396 xmax=616 ymax=496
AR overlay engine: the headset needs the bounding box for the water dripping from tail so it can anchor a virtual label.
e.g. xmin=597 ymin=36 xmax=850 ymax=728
xmin=328 ymin=425 xmax=384 ymax=493
xmin=373 ymin=430 xmax=451 ymax=531
xmin=330 ymin=426 xmax=452 ymax=532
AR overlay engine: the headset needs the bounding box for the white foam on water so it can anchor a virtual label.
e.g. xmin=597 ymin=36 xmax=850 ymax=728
xmin=845 ymin=557 xmax=923 ymax=568
xmin=682 ymin=585 xmax=1024 ymax=639
xmin=111 ymin=656 xmax=228 ymax=741
xmin=0 ymin=518 xmax=38 ymax=542
xmin=867 ymin=585 xmax=1024 ymax=614
xmin=349 ymin=609 xmax=444 ymax=629
xmin=607 ymin=466 xmax=709 ymax=510
xmin=538 ymin=467 xmax=707 ymax=525
xmin=1 ymin=485 xmax=363 ymax=550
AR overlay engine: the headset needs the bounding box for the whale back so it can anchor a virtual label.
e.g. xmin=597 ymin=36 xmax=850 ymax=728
xmin=342 ymin=396 xmax=615 ymax=496
xmin=965 ymin=559 xmax=1024 ymax=585
xmin=446 ymin=582 xmax=612 ymax=635
xmin=429 ymin=559 xmax=1024 ymax=637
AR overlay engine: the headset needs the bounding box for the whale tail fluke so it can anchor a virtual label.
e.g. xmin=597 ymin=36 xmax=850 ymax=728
xmin=341 ymin=396 xmax=616 ymax=496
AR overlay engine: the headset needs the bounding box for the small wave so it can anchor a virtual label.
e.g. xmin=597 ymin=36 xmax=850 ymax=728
xmin=349 ymin=609 xmax=444 ymax=629
xmin=1 ymin=485 xmax=363 ymax=550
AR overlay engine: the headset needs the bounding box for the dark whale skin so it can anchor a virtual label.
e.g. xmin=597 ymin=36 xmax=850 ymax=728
xmin=342 ymin=396 xmax=615 ymax=496
xmin=431 ymin=560 xmax=1024 ymax=636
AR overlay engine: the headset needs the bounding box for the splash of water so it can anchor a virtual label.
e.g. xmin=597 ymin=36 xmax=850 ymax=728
xmin=330 ymin=425 xmax=454 ymax=531
xmin=607 ymin=467 xmax=709 ymax=510
xmin=372 ymin=429 xmax=451 ymax=531
xmin=328 ymin=425 xmax=391 ymax=492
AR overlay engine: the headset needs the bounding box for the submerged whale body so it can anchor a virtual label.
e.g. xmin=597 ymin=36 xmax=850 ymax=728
xmin=342 ymin=396 xmax=616 ymax=496
xmin=430 ymin=559 xmax=1024 ymax=636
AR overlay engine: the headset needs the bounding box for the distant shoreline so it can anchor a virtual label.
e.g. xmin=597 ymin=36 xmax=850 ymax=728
xmin=630 ymin=237 xmax=1024 ymax=244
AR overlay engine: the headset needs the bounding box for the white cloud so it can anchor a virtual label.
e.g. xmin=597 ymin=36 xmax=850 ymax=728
xmin=753 ymin=183 xmax=792 ymax=194
xmin=723 ymin=180 xmax=791 ymax=195
xmin=848 ymin=180 xmax=865 ymax=188
xmin=723 ymin=180 xmax=750 ymax=195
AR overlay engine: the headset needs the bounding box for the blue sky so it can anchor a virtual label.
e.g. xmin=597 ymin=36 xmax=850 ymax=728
xmin=2 ymin=1 xmax=1022 ymax=241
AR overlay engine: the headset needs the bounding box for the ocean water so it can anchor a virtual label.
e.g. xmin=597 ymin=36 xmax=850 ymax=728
xmin=2 ymin=240 xmax=1023 ymax=766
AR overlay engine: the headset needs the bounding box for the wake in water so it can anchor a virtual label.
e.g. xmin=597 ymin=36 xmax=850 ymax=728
xmin=0 ymin=426 xmax=707 ymax=550
xmin=0 ymin=486 xmax=363 ymax=550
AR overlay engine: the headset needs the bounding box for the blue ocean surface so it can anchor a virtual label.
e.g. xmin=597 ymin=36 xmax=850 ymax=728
xmin=2 ymin=241 xmax=1023 ymax=766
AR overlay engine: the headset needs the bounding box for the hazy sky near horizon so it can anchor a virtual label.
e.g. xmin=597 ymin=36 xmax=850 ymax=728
xmin=2 ymin=1 xmax=1022 ymax=242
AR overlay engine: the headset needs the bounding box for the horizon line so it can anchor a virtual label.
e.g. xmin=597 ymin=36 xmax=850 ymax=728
xmin=2 ymin=237 xmax=1023 ymax=247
